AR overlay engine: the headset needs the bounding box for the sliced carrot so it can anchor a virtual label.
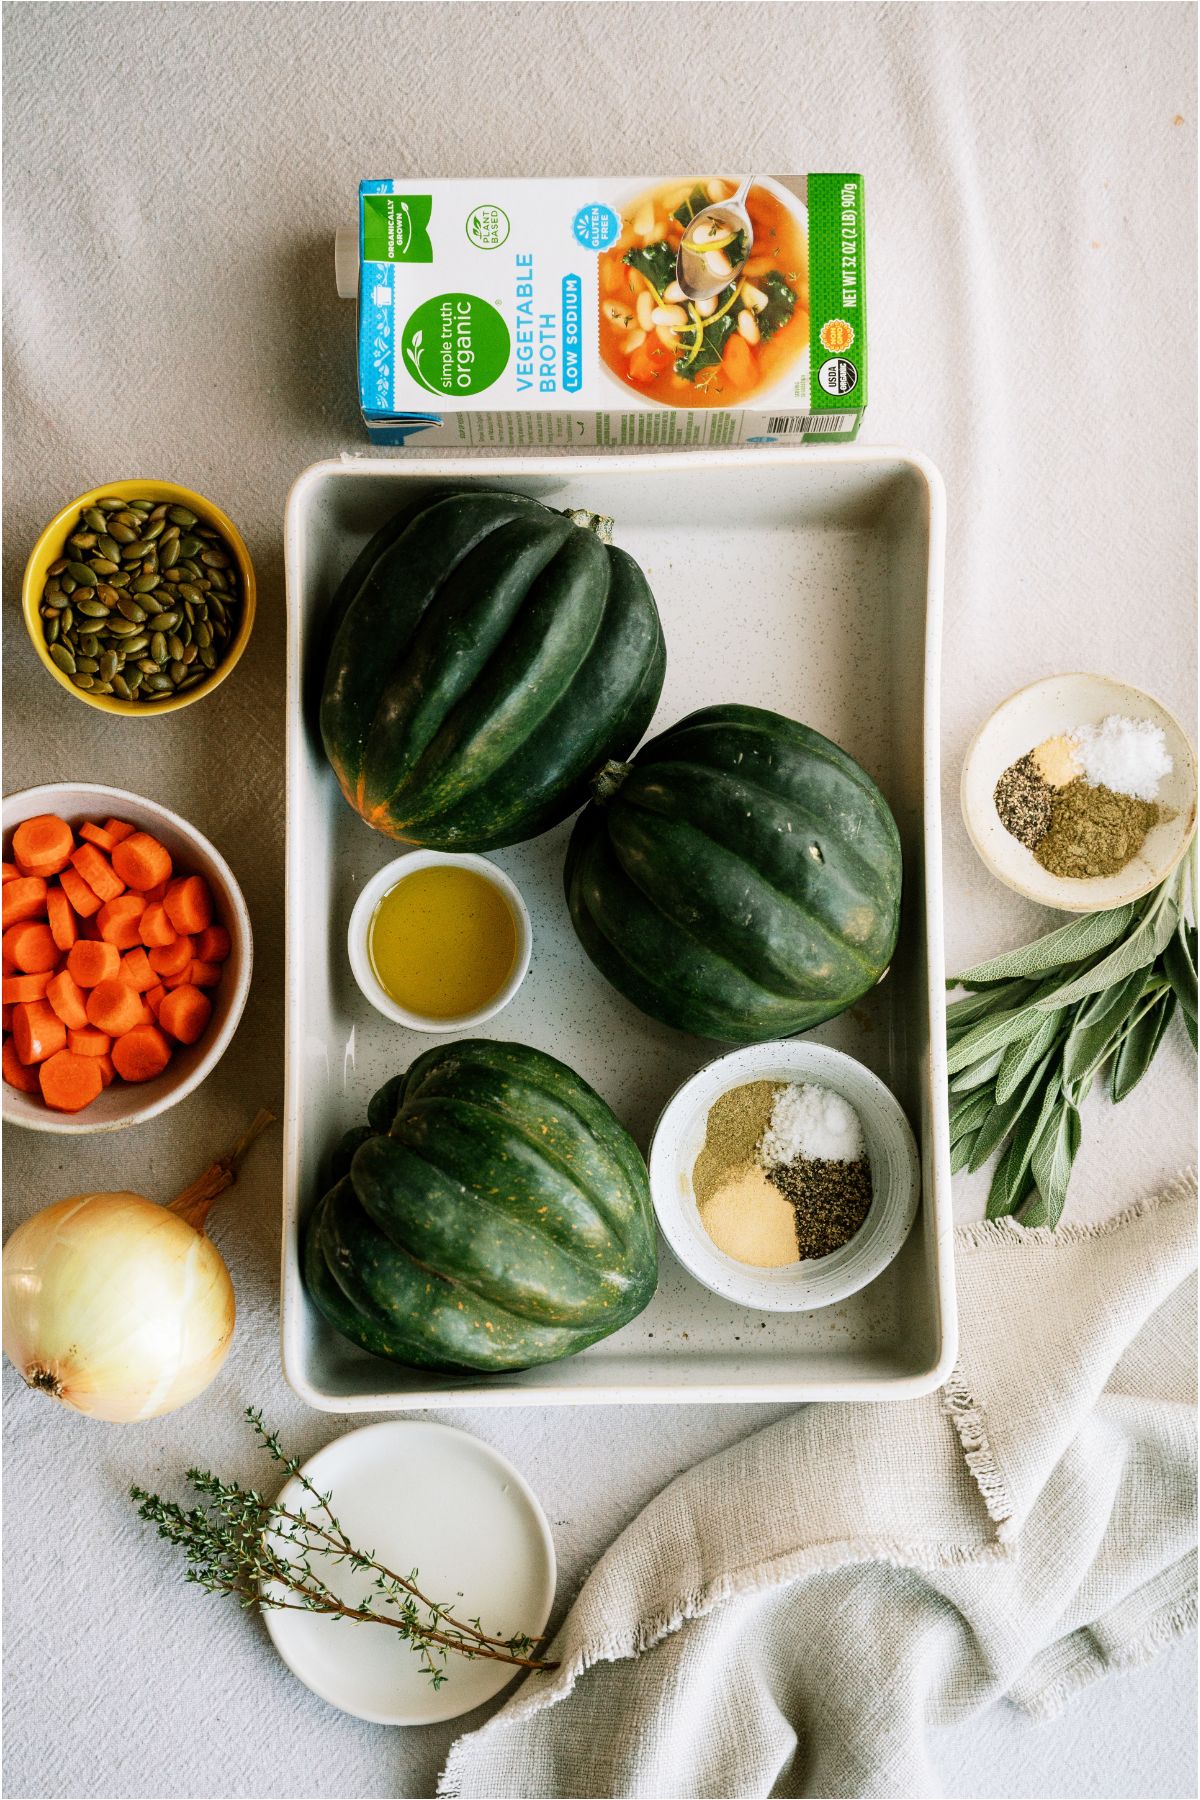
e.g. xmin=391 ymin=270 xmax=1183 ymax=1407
xmin=68 ymin=1026 xmax=113 ymax=1057
xmin=194 ymin=925 xmax=231 ymax=963
xmin=80 ymin=822 xmax=120 ymax=852
xmin=86 ymin=980 xmax=145 ymax=1037
xmin=69 ymin=842 xmax=125 ymax=903
xmin=721 ymin=332 xmax=756 ymax=389
xmin=39 ymin=1050 xmax=103 ymax=1113
xmin=97 ymin=893 xmax=146 ymax=948
xmin=149 ymin=937 xmax=193 ymax=978
xmin=1 ymin=1004 xmax=10 ymax=1030
xmin=111 ymin=832 xmax=173 ymax=893
xmin=96 ymin=1052 xmax=117 ymax=1088
xmin=12 ymin=815 xmax=74 ymax=877
xmin=2 ymin=863 xmax=20 ymax=883
xmin=112 ymin=1024 xmax=171 ymax=1083
xmin=144 ymin=983 xmax=167 ymax=1017
xmin=3 ymin=1036 xmax=40 ymax=1092
xmin=46 ymin=887 xmax=80 ymax=953
xmin=120 ymin=946 xmax=157 ymax=992
xmin=141 ymin=880 xmax=169 ymax=905
xmin=2 ymin=876 xmax=49 ymax=927
xmin=138 ymin=902 xmax=178 ymax=948
xmin=79 ymin=912 xmax=105 ymax=939
xmin=3 ymin=971 xmax=54 ymax=1004
xmin=188 ymin=960 xmax=222 ymax=988
xmin=46 ymin=969 xmax=89 ymax=1029
xmin=164 ymin=875 xmax=213 ymax=936
xmin=103 ymin=818 xmax=136 ymax=844
xmin=58 ymin=865 xmax=103 ymax=918
xmin=159 ymin=984 xmax=213 ymax=1046
xmin=11 ymin=999 xmax=67 ymax=1065
xmin=5 ymin=921 xmax=61 ymax=974
xmin=163 ymin=969 xmax=195 ymax=989
xmin=66 ymin=940 xmax=121 ymax=988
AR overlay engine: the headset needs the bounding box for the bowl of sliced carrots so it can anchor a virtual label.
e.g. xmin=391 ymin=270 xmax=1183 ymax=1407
xmin=2 ymin=783 xmax=252 ymax=1133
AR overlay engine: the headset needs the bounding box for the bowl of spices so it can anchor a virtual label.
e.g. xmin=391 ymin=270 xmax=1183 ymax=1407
xmin=962 ymin=674 xmax=1197 ymax=912
xmin=22 ymin=480 xmax=255 ymax=715
xmin=347 ymin=851 xmax=532 ymax=1032
xmin=648 ymin=1041 xmax=920 ymax=1312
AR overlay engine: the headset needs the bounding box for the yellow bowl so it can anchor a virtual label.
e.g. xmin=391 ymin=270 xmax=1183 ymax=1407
xmin=21 ymin=479 xmax=255 ymax=716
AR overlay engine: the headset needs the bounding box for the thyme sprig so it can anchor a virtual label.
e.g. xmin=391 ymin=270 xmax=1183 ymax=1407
xmin=948 ymin=851 xmax=1196 ymax=1226
xmin=131 ymin=1409 xmax=556 ymax=1689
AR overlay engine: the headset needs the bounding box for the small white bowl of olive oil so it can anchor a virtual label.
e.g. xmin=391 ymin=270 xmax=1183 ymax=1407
xmin=347 ymin=851 xmax=531 ymax=1032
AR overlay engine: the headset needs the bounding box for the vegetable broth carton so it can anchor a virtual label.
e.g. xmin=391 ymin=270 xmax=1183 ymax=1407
xmin=341 ymin=176 xmax=866 ymax=448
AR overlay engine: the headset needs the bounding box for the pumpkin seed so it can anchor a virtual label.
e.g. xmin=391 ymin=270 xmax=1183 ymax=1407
xmin=66 ymin=561 xmax=98 ymax=586
xmin=108 ymin=570 xmax=131 ymax=589
xmin=175 ymin=584 xmax=202 ymax=605
xmin=132 ymin=574 xmax=161 ymax=595
xmin=99 ymin=651 xmax=119 ymax=682
xmin=50 ymin=644 xmax=77 ymax=675
xmin=148 ymin=504 xmax=169 ymax=521
xmin=128 ymin=499 xmax=153 ymax=513
xmin=61 ymin=574 xmax=77 ymax=595
xmin=195 ymin=620 xmax=213 ymax=648
xmin=182 ymin=642 xmax=198 ymax=664
xmin=44 ymin=587 xmax=69 ymax=610
xmin=69 ymin=532 xmax=98 ymax=552
xmin=121 ymin=632 xmax=150 ymax=656
xmin=44 ymin=616 xmax=60 ymax=645
xmin=47 ymin=559 xmax=68 ymax=578
xmin=112 ymin=676 xmax=133 ymax=700
xmin=95 ymin=497 xmax=124 ymax=511
xmin=169 ymin=659 xmax=188 ymax=683
xmin=90 ymin=681 xmax=114 ymax=695
xmin=72 ymin=671 xmax=95 ymax=690
xmin=128 ymin=537 xmax=159 ymax=556
xmin=88 ymin=557 xmax=119 ymax=576
xmin=167 ymin=633 xmax=184 ymax=661
xmin=116 ymin=596 xmax=146 ymax=623
xmin=150 ymin=631 xmax=168 ymax=663
xmin=105 ymin=521 xmax=135 ymax=543
xmin=167 ymin=506 xmax=198 ymax=527
xmin=143 ymin=672 xmax=173 ymax=692
xmin=137 ymin=658 xmax=160 ymax=675
xmin=159 ymin=537 xmax=181 ymax=569
xmin=74 ymin=596 xmax=109 ymax=619
xmin=76 ymin=657 xmax=99 ymax=675
xmin=83 ymin=508 xmax=107 ymax=533
xmin=105 ymin=617 xmax=141 ymax=638
xmin=199 ymin=646 xmax=217 ymax=670
xmin=148 ymin=610 xmax=181 ymax=631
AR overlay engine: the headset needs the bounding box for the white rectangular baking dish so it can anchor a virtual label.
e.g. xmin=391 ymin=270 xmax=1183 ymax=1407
xmin=283 ymin=447 xmax=952 ymax=1408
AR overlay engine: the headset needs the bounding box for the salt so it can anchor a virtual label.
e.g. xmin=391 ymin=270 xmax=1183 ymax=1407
xmin=1068 ymin=715 xmax=1173 ymax=802
xmin=760 ymin=1081 xmax=865 ymax=1166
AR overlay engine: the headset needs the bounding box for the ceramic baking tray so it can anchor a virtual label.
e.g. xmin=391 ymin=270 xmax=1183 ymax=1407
xmin=283 ymin=447 xmax=952 ymax=1408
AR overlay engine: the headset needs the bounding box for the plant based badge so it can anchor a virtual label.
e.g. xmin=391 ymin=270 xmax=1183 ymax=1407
xmin=402 ymin=293 xmax=510 ymax=397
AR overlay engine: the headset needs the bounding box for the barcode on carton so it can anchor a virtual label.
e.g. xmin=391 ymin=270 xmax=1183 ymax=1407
xmin=767 ymin=414 xmax=855 ymax=435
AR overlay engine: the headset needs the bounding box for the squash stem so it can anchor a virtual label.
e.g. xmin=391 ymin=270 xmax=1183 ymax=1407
xmin=591 ymin=759 xmax=632 ymax=804
xmin=168 ymin=1109 xmax=275 ymax=1234
xmin=559 ymin=507 xmax=614 ymax=544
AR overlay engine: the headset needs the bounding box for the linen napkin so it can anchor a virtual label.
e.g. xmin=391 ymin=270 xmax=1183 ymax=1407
xmin=440 ymin=1179 xmax=1197 ymax=1799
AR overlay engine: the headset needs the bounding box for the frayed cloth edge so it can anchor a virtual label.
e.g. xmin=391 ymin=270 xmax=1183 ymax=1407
xmin=436 ymin=1536 xmax=1008 ymax=1796
xmin=955 ymin=1172 xmax=1196 ymax=1255
xmin=941 ymin=1367 xmax=1014 ymax=1530
xmin=1011 ymin=1587 xmax=1198 ymax=1722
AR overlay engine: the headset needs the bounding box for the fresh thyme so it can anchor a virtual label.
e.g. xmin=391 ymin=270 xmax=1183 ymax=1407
xmin=130 ymin=1408 xmax=556 ymax=1689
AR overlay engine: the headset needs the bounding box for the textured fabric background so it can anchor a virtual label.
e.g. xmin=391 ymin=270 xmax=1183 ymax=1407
xmin=2 ymin=4 xmax=1195 ymax=1797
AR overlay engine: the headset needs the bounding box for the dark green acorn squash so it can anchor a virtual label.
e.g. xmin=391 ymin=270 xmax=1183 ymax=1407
xmin=304 ymin=1039 xmax=658 ymax=1374
xmin=320 ymin=489 xmax=666 ymax=851
xmin=564 ymin=703 xmax=903 ymax=1043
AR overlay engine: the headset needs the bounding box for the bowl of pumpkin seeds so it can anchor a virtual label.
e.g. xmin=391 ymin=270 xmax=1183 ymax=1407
xmin=22 ymin=480 xmax=255 ymax=714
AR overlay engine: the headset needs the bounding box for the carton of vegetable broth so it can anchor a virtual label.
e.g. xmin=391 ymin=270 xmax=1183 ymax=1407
xmin=345 ymin=176 xmax=866 ymax=448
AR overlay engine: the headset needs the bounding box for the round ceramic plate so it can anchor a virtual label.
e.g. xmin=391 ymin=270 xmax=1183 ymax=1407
xmin=262 ymin=1421 xmax=556 ymax=1725
xmin=961 ymin=673 xmax=1197 ymax=912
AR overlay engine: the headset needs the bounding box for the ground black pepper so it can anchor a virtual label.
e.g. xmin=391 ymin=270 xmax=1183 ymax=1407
xmin=766 ymin=1155 xmax=873 ymax=1258
xmin=994 ymin=752 xmax=1052 ymax=849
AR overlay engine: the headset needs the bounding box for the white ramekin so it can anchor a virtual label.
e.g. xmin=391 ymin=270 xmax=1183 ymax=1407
xmin=346 ymin=850 xmax=531 ymax=1032
xmin=649 ymin=1040 xmax=920 ymax=1312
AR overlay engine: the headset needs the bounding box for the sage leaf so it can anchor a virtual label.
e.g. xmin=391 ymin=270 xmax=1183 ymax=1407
xmin=946 ymin=1001 xmax=1049 ymax=1075
xmin=949 ymin=1048 xmax=1005 ymax=1094
xmin=946 ymin=978 xmax=1039 ymax=1033
xmin=1034 ymin=890 xmax=1180 ymax=1011
xmin=995 ymin=1010 xmax=1067 ymax=1103
xmin=967 ymin=1047 xmax=1057 ymax=1172
xmin=950 ymin=1128 xmax=980 ymax=1174
xmin=1111 ymin=990 xmax=1178 ymax=1102
xmin=950 ymin=1087 xmax=995 ymax=1143
xmin=1061 ymin=966 xmax=1154 ymax=1098
xmin=954 ymin=901 xmax=1139 ymax=986
xmin=1162 ymin=923 xmax=1198 ymax=1034
xmin=985 ymin=1074 xmax=1059 ymax=1219
xmin=1026 ymin=1101 xmax=1082 ymax=1228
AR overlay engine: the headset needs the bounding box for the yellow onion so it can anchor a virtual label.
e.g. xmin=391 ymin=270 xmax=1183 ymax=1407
xmin=2 ymin=1111 xmax=271 ymax=1422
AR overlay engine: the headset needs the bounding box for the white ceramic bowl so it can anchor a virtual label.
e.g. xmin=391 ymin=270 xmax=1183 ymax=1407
xmin=347 ymin=850 xmax=531 ymax=1032
xmin=648 ymin=1041 xmax=920 ymax=1313
xmin=2 ymin=783 xmax=252 ymax=1134
xmin=962 ymin=673 xmax=1197 ymax=913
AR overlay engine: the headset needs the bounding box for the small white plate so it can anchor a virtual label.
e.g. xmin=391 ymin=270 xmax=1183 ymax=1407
xmin=649 ymin=1042 xmax=920 ymax=1312
xmin=961 ymin=673 xmax=1197 ymax=913
xmin=262 ymin=1421 xmax=555 ymax=1725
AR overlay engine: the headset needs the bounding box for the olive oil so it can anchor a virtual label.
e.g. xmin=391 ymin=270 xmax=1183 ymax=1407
xmin=368 ymin=865 xmax=518 ymax=1019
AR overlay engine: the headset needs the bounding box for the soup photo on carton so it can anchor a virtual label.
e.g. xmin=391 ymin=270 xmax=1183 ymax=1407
xmin=339 ymin=175 xmax=866 ymax=448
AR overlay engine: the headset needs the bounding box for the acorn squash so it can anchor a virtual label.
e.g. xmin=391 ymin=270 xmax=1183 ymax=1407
xmin=304 ymin=1039 xmax=658 ymax=1374
xmin=320 ymin=490 xmax=665 ymax=851
xmin=564 ymin=703 xmax=903 ymax=1043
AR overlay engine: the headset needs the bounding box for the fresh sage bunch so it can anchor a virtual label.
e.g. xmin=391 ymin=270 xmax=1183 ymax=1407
xmin=131 ymin=1409 xmax=555 ymax=1689
xmin=948 ymin=853 xmax=1196 ymax=1227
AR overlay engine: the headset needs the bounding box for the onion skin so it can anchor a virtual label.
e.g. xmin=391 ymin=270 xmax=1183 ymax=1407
xmin=3 ymin=1191 xmax=236 ymax=1422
